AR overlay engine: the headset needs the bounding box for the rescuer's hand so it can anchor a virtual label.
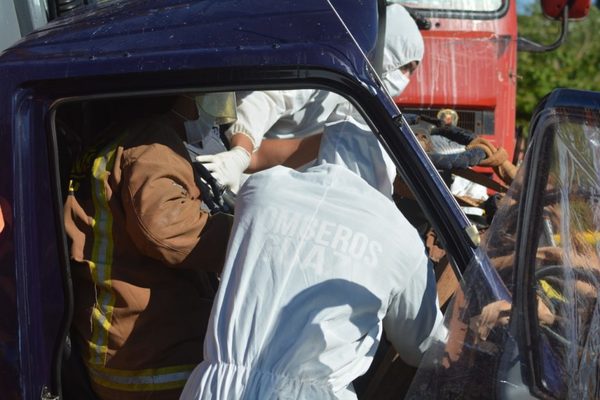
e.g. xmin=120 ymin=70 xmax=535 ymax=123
xmin=466 ymin=137 xmax=518 ymax=184
xmin=470 ymin=299 xmax=511 ymax=341
xmin=196 ymin=146 xmax=251 ymax=193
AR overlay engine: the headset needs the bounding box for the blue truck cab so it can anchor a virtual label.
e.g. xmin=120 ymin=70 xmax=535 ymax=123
xmin=0 ymin=0 xmax=598 ymax=399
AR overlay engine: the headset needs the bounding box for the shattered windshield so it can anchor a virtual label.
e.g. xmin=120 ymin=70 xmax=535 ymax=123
xmin=405 ymin=104 xmax=600 ymax=399
xmin=529 ymin=109 xmax=600 ymax=398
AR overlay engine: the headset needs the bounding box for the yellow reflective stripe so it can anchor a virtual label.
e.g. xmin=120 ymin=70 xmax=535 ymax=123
xmin=88 ymin=143 xmax=120 ymax=365
xmin=86 ymin=363 xmax=196 ymax=392
xmin=92 ymin=305 xmax=114 ymax=331
xmin=553 ymin=230 xmax=600 ymax=246
xmin=540 ymin=279 xmax=567 ymax=302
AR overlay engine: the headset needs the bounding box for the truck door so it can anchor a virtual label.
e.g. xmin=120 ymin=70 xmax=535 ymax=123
xmin=404 ymin=89 xmax=600 ymax=399
xmin=511 ymin=88 xmax=600 ymax=399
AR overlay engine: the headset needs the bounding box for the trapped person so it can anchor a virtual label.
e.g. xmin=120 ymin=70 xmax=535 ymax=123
xmin=63 ymin=96 xmax=233 ymax=400
xmin=197 ymin=3 xmax=424 ymax=193
xmin=180 ymin=115 xmax=447 ymax=400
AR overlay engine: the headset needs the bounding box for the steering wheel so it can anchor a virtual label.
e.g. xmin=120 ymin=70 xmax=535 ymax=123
xmin=534 ymin=264 xmax=599 ymax=349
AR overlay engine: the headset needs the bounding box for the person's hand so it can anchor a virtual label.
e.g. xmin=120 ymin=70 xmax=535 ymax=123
xmin=469 ymin=300 xmax=511 ymax=342
xmin=196 ymin=146 xmax=251 ymax=193
xmin=466 ymin=137 xmax=517 ymax=184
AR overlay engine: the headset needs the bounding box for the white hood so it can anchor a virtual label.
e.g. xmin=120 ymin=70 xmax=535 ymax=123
xmin=382 ymin=4 xmax=424 ymax=75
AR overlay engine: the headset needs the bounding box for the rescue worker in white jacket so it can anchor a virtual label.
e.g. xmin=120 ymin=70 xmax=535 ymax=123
xmin=180 ymin=114 xmax=447 ymax=400
xmin=196 ymin=3 xmax=424 ymax=193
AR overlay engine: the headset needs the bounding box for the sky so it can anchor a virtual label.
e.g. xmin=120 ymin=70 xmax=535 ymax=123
xmin=517 ymin=0 xmax=536 ymax=15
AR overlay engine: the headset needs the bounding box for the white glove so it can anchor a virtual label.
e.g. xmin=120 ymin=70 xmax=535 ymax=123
xmin=196 ymin=146 xmax=251 ymax=193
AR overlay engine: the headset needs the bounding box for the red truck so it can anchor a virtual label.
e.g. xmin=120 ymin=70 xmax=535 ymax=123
xmin=393 ymin=0 xmax=590 ymax=169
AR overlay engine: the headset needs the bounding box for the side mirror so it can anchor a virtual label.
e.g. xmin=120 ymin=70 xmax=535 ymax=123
xmin=541 ymin=0 xmax=591 ymax=20
xmin=518 ymin=0 xmax=591 ymax=52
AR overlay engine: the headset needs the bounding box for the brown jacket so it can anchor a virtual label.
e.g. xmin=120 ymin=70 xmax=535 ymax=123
xmin=64 ymin=116 xmax=233 ymax=399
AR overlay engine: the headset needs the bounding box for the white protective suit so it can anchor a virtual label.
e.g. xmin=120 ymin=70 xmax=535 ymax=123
xmin=212 ymin=4 xmax=423 ymax=195
xmin=180 ymin=117 xmax=447 ymax=400
xmin=223 ymin=3 xmax=424 ymax=151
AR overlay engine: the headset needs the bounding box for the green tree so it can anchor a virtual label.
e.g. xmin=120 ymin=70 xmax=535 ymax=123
xmin=516 ymin=5 xmax=600 ymax=130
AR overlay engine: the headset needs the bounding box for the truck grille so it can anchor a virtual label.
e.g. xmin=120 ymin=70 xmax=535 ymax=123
xmin=401 ymin=108 xmax=494 ymax=136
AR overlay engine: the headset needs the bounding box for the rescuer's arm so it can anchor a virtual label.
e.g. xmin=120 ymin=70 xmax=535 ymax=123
xmin=198 ymin=90 xmax=317 ymax=190
xmin=430 ymin=125 xmax=477 ymax=146
xmin=224 ymin=89 xmax=317 ymax=150
xmin=428 ymin=147 xmax=487 ymax=170
xmin=246 ymin=133 xmax=322 ymax=172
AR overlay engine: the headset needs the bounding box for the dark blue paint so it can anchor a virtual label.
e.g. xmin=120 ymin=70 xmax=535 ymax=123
xmin=543 ymin=88 xmax=600 ymax=111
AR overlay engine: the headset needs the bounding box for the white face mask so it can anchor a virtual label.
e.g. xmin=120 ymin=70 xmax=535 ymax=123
xmin=382 ymin=69 xmax=410 ymax=98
